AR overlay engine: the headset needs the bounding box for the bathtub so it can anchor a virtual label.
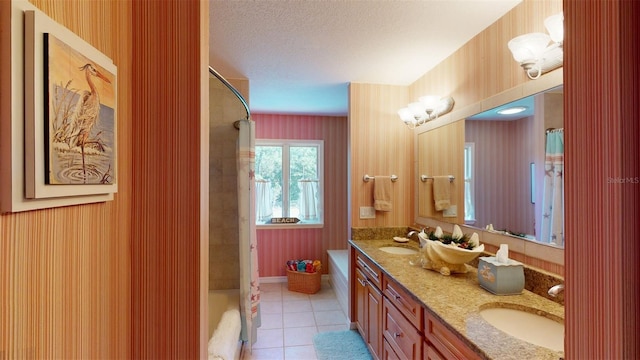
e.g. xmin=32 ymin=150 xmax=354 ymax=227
xmin=327 ymin=249 xmax=349 ymax=318
xmin=208 ymin=289 xmax=241 ymax=360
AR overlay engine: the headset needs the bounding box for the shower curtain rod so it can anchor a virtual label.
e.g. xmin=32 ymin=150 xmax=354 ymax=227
xmin=208 ymin=66 xmax=251 ymax=129
xmin=546 ymin=127 xmax=564 ymax=134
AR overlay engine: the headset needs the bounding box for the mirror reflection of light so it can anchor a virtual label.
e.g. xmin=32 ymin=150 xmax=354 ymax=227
xmin=497 ymin=106 xmax=527 ymax=115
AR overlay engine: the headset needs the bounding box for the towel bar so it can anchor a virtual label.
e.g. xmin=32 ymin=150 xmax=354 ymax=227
xmin=420 ymin=175 xmax=455 ymax=182
xmin=363 ymin=174 xmax=398 ymax=182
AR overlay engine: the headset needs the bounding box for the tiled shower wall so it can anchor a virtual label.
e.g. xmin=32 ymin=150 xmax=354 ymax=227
xmin=208 ymin=77 xmax=247 ymax=290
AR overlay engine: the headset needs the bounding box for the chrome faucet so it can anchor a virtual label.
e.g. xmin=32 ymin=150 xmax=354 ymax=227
xmin=548 ymin=284 xmax=564 ymax=297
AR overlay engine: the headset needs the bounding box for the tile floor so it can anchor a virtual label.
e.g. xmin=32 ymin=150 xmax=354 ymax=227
xmin=241 ymin=279 xmax=351 ymax=360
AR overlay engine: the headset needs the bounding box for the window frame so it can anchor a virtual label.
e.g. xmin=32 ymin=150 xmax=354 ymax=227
xmin=255 ymin=139 xmax=324 ymax=229
xmin=464 ymin=142 xmax=476 ymax=225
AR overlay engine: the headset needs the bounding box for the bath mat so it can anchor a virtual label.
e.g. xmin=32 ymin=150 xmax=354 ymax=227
xmin=313 ymin=330 xmax=372 ymax=360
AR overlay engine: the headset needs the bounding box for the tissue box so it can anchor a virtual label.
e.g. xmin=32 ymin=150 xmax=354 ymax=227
xmin=477 ymin=256 xmax=525 ymax=295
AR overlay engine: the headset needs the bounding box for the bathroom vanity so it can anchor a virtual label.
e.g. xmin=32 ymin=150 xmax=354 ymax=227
xmin=349 ymin=238 xmax=564 ymax=360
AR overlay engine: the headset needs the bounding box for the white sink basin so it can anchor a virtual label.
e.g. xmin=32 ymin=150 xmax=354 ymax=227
xmin=378 ymin=246 xmax=418 ymax=255
xmin=479 ymin=307 xmax=564 ymax=352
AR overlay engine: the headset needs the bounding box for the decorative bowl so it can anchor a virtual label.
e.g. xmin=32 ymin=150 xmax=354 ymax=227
xmin=423 ymin=239 xmax=484 ymax=275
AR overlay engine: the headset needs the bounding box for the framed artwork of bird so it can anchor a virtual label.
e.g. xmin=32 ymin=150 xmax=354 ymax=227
xmin=23 ymin=8 xmax=118 ymax=203
xmin=4 ymin=3 xmax=117 ymax=212
xmin=45 ymin=34 xmax=116 ymax=186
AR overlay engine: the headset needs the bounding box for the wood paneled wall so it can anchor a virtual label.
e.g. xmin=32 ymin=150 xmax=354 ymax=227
xmin=255 ymin=113 xmax=349 ymax=277
xmin=130 ymin=0 xmax=206 ymax=358
xmin=564 ymin=0 xmax=640 ymax=358
xmin=349 ymin=83 xmax=414 ymax=227
xmin=1 ymin=1 xmax=132 ymax=358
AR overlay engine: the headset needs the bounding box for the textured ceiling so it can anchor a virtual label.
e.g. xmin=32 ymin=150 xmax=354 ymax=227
xmin=209 ymin=0 xmax=522 ymax=116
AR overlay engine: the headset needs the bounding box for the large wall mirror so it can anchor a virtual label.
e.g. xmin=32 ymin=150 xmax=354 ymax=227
xmin=417 ymin=76 xmax=565 ymax=250
xmin=464 ymin=85 xmax=564 ymax=248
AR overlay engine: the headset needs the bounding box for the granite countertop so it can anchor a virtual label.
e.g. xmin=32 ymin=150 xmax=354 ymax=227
xmin=349 ymin=238 xmax=565 ymax=360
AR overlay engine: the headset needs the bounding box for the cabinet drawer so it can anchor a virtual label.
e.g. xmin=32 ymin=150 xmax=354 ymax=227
xmin=383 ymin=277 xmax=423 ymax=330
xmin=383 ymin=298 xmax=422 ymax=360
xmin=356 ymin=253 xmax=382 ymax=289
xmin=425 ymin=312 xmax=481 ymax=360
xmin=423 ymin=342 xmax=447 ymax=360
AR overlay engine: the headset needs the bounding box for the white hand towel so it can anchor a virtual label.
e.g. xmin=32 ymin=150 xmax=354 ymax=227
xmin=373 ymin=176 xmax=392 ymax=212
xmin=433 ymin=176 xmax=451 ymax=211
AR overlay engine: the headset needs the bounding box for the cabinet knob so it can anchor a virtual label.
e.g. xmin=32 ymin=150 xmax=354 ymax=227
xmin=394 ymin=332 xmax=403 ymax=338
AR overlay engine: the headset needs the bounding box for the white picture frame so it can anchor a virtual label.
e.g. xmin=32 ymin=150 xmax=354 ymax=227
xmin=0 ymin=1 xmax=116 ymax=213
xmin=24 ymin=9 xmax=118 ymax=198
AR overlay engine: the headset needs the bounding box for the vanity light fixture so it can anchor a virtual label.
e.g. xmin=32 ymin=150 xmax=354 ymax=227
xmin=507 ymin=12 xmax=564 ymax=80
xmin=398 ymin=96 xmax=455 ymax=129
xmin=497 ymin=106 xmax=527 ymax=115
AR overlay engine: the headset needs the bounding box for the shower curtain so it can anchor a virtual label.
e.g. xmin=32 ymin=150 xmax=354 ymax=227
xmin=540 ymin=129 xmax=564 ymax=246
xmin=237 ymin=119 xmax=261 ymax=349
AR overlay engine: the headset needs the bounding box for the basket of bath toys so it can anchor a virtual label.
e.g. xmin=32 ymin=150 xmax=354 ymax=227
xmin=286 ymin=259 xmax=322 ymax=294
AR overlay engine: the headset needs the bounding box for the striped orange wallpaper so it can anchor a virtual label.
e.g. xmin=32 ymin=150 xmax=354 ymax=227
xmin=349 ymin=83 xmax=415 ymax=228
xmin=254 ymin=113 xmax=349 ymax=277
xmin=410 ymin=0 xmax=563 ymax=108
xmin=1 ymin=0 xmax=132 ymax=358
xmin=130 ymin=0 xmax=205 ymax=358
xmin=564 ymin=0 xmax=640 ymax=358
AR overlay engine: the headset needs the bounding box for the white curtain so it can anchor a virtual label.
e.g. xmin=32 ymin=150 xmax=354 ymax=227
xmin=298 ymin=180 xmax=318 ymax=220
xmin=237 ymin=119 xmax=261 ymax=349
xmin=540 ymin=129 xmax=564 ymax=246
xmin=255 ymin=180 xmax=272 ymax=221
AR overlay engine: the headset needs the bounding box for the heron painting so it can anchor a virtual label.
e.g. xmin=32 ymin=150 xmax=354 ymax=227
xmin=45 ymin=34 xmax=116 ymax=185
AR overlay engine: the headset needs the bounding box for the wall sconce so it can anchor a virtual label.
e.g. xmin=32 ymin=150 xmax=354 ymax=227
xmin=397 ymin=96 xmax=455 ymax=128
xmin=508 ymin=12 xmax=564 ymax=80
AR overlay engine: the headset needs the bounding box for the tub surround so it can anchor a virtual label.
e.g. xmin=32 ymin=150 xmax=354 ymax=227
xmin=327 ymin=249 xmax=349 ymax=317
xmin=349 ymin=238 xmax=564 ymax=360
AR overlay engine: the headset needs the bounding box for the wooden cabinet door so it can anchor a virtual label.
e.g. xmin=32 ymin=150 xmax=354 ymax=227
xmin=383 ymin=338 xmax=401 ymax=360
xmin=383 ymin=298 xmax=422 ymax=360
xmin=355 ymin=267 xmax=367 ymax=337
xmin=424 ymin=312 xmax=481 ymax=360
xmin=367 ymin=281 xmax=382 ymax=360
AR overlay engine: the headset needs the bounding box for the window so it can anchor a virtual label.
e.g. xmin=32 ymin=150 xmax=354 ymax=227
xmin=464 ymin=143 xmax=475 ymax=225
xmin=255 ymin=140 xmax=323 ymax=227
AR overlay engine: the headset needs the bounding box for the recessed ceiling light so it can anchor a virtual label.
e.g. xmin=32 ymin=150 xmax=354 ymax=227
xmin=497 ymin=106 xmax=527 ymax=115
